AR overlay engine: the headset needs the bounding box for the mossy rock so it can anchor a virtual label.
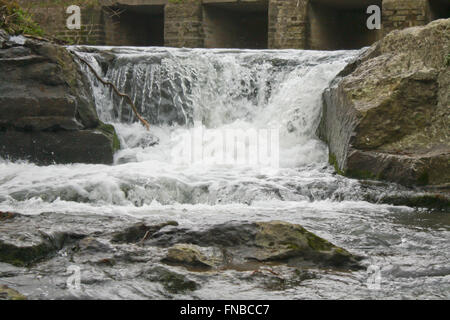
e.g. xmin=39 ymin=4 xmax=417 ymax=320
xmin=253 ymin=221 xmax=362 ymax=269
xmin=111 ymin=221 xmax=178 ymax=244
xmin=147 ymin=266 xmax=199 ymax=294
xmin=0 ymin=241 xmax=55 ymax=267
xmin=0 ymin=285 xmax=27 ymax=300
xmin=96 ymin=122 xmax=121 ymax=152
xmin=163 ymin=243 xmax=215 ymax=270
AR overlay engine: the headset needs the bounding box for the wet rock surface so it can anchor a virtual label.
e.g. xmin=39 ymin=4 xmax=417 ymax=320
xmin=0 ymin=212 xmax=364 ymax=299
xmin=319 ymin=19 xmax=450 ymax=187
xmin=0 ymin=30 xmax=120 ymax=165
xmin=154 ymin=221 xmax=363 ymax=271
xmin=0 ymin=285 xmax=27 ymax=300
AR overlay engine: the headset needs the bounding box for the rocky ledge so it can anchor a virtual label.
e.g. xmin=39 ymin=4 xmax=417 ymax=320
xmin=0 ymin=211 xmax=363 ymax=298
xmin=319 ymin=19 xmax=449 ymax=187
xmin=0 ymin=29 xmax=119 ymax=165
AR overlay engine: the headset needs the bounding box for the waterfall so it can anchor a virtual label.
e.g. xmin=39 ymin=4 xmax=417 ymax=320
xmin=73 ymin=47 xmax=360 ymax=168
xmin=1 ymin=46 xmax=379 ymax=208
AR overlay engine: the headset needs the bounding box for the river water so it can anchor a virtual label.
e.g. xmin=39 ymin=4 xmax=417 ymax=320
xmin=0 ymin=47 xmax=448 ymax=299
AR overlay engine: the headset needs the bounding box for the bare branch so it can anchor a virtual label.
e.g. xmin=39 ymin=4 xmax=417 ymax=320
xmin=72 ymin=52 xmax=150 ymax=131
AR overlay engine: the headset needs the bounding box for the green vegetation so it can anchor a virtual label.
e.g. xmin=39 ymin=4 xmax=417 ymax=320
xmin=97 ymin=122 xmax=121 ymax=152
xmin=0 ymin=0 xmax=44 ymax=36
xmin=328 ymin=152 xmax=344 ymax=175
xmin=0 ymin=285 xmax=27 ymax=300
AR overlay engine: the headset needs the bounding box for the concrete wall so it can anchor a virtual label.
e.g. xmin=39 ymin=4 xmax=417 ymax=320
xmin=104 ymin=5 xmax=164 ymax=46
xmin=382 ymin=0 xmax=429 ymax=35
xmin=18 ymin=0 xmax=449 ymax=49
xmin=268 ymin=0 xmax=308 ymax=49
xmin=164 ymin=0 xmax=203 ymax=48
xmin=308 ymin=0 xmax=382 ymax=50
xmin=203 ymin=2 xmax=268 ymax=49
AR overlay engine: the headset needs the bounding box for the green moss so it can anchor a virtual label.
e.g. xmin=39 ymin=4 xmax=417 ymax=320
xmin=417 ymin=171 xmax=429 ymax=186
xmin=0 ymin=241 xmax=55 ymax=267
xmin=345 ymin=169 xmax=379 ymax=180
xmin=97 ymin=122 xmax=121 ymax=152
xmin=148 ymin=267 xmax=199 ymax=294
xmin=160 ymin=271 xmax=198 ymax=294
xmin=0 ymin=285 xmax=27 ymax=300
xmin=305 ymin=233 xmax=333 ymax=251
xmin=328 ymin=153 xmax=344 ymax=175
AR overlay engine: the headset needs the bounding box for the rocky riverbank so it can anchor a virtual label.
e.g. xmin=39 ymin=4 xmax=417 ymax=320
xmin=0 ymin=29 xmax=119 ymax=165
xmin=319 ymin=19 xmax=450 ymax=188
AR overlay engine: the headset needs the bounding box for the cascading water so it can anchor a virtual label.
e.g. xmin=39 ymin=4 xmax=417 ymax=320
xmin=0 ymin=46 xmax=448 ymax=300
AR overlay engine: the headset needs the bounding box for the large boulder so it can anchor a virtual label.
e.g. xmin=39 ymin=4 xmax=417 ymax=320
xmin=153 ymin=220 xmax=363 ymax=271
xmin=0 ymin=31 xmax=120 ymax=165
xmin=319 ymin=19 xmax=450 ymax=186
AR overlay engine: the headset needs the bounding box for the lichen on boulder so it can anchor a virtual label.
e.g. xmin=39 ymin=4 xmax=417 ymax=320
xmin=163 ymin=243 xmax=216 ymax=270
xmin=156 ymin=220 xmax=363 ymax=271
xmin=319 ymin=19 xmax=450 ymax=187
xmin=0 ymin=285 xmax=27 ymax=300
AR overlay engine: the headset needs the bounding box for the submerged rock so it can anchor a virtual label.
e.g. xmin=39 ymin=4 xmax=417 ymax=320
xmin=0 ymin=212 xmax=85 ymax=266
xmin=146 ymin=266 xmax=200 ymax=294
xmin=0 ymin=29 xmax=120 ymax=165
xmin=163 ymin=244 xmax=216 ymax=270
xmin=0 ymin=285 xmax=27 ymax=300
xmin=111 ymin=221 xmax=179 ymax=244
xmin=0 ymin=212 xmax=363 ymax=298
xmin=319 ymin=19 xmax=450 ymax=187
xmin=155 ymin=221 xmax=363 ymax=271
xmin=0 ymin=211 xmax=18 ymax=221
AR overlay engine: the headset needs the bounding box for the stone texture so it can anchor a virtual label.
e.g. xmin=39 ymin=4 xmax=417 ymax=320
xmin=0 ymin=30 xmax=120 ymax=165
xmin=164 ymin=0 xmax=204 ymax=48
xmin=163 ymin=243 xmax=215 ymax=269
xmin=0 ymin=285 xmax=27 ymax=300
xmin=382 ymin=0 xmax=429 ymax=36
xmin=268 ymin=0 xmax=308 ymax=49
xmin=153 ymin=220 xmax=363 ymax=271
xmin=319 ymin=19 xmax=450 ymax=186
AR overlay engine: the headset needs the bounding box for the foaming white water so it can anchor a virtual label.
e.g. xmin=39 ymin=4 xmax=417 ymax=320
xmin=75 ymin=47 xmax=360 ymax=168
xmin=0 ymin=47 xmax=369 ymax=210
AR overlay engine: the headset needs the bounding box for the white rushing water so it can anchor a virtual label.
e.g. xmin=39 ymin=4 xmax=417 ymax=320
xmin=0 ymin=47 xmax=448 ymax=299
xmin=1 ymin=47 xmax=367 ymax=210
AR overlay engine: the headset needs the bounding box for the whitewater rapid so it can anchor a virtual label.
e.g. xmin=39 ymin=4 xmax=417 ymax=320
xmin=1 ymin=47 xmax=364 ymax=210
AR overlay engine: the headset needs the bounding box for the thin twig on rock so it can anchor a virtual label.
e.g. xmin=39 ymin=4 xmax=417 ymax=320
xmin=72 ymin=52 xmax=150 ymax=131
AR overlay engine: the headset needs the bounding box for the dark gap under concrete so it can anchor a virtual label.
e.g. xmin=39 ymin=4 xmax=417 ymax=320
xmin=203 ymin=2 xmax=269 ymax=49
xmin=104 ymin=5 xmax=164 ymax=46
xmin=308 ymin=0 xmax=382 ymax=50
xmin=428 ymin=0 xmax=450 ymax=21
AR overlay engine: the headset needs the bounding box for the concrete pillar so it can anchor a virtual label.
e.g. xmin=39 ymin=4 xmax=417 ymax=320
xmin=268 ymin=0 xmax=309 ymax=49
xmin=164 ymin=0 xmax=203 ymax=48
xmin=382 ymin=0 xmax=429 ymax=36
